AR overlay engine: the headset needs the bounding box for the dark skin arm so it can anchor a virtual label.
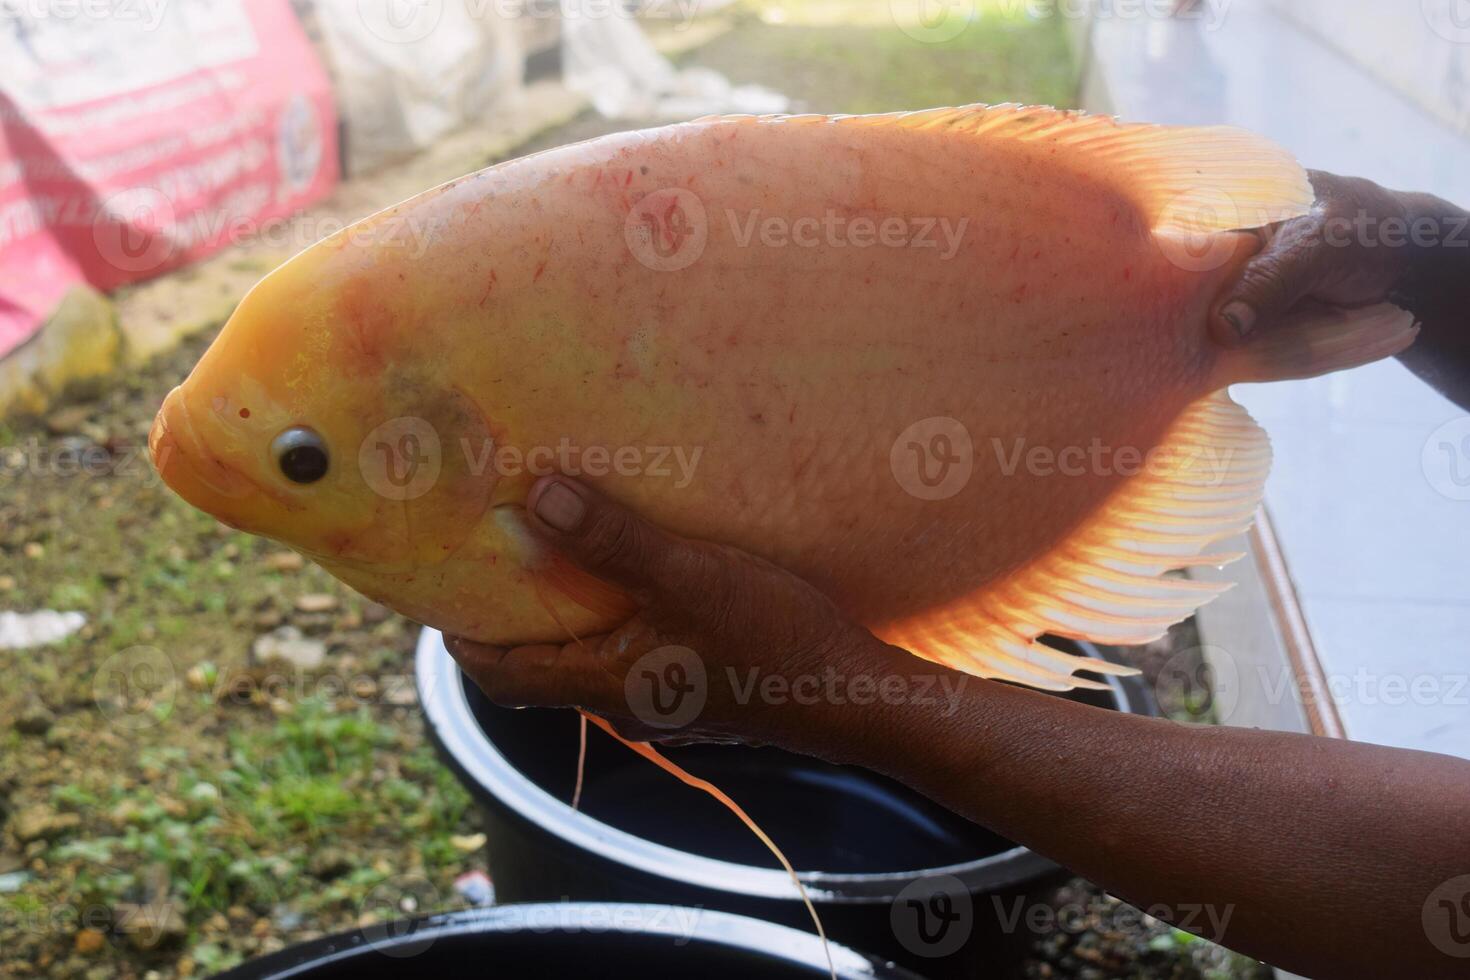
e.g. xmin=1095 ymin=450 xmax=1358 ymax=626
xmin=449 ymin=477 xmax=1470 ymax=980
xmin=1211 ymin=170 xmax=1470 ymax=410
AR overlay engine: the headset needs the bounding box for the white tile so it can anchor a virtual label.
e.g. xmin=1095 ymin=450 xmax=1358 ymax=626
xmin=1302 ymin=597 xmax=1470 ymax=759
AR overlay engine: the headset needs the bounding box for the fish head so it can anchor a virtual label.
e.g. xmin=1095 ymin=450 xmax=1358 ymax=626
xmin=149 ymin=248 xmax=499 ymax=579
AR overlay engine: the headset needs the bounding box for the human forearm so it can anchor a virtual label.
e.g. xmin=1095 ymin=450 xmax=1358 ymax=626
xmin=815 ymin=642 xmax=1470 ymax=979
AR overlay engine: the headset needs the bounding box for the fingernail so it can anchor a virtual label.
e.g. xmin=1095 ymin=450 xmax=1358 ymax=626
xmin=1221 ymin=301 xmax=1256 ymax=340
xmin=534 ymin=481 xmax=586 ymax=532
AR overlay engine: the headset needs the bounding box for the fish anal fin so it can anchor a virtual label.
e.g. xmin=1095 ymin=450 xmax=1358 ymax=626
xmin=875 ymin=390 xmax=1270 ymax=692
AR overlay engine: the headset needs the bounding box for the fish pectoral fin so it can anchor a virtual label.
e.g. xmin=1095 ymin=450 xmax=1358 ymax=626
xmin=707 ymin=104 xmax=1312 ymax=235
xmin=876 ymin=390 xmax=1270 ymax=692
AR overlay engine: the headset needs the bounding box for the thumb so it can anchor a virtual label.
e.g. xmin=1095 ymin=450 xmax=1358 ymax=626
xmin=524 ymin=476 xmax=704 ymax=601
xmin=1211 ymin=221 xmax=1326 ymax=348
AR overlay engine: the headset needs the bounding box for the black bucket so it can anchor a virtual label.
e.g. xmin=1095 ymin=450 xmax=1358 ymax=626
xmin=214 ymin=903 xmax=920 ymax=979
xmin=417 ymin=631 xmax=1157 ymax=978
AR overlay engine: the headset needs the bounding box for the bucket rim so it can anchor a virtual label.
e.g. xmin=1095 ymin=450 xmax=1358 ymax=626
xmin=215 ymin=901 xmax=921 ymax=979
xmin=417 ymin=628 xmax=1146 ymax=903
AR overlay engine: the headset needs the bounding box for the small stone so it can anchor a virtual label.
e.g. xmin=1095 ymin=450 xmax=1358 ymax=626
xmin=265 ymin=552 xmax=305 ymax=573
xmin=308 ymin=847 xmax=352 ymax=881
xmin=362 ymin=602 xmax=391 ymax=625
xmin=293 ymin=593 xmax=338 ymax=614
xmin=254 ymin=609 xmax=285 ymax=631
xmin=0 ymin=575 xmax=15 ymax=592
xmin=74 ymin=928 xmax=105 ymax=956
xmin=45 ymin=405 xmax=93 ymax=436
xmin=14 ymin=704 xmax=55 ymax=736
xmin=252 ymin=627 xmax=327 ymax=670
xmin=23 ymin=542 xmax=44 ymax=560
xmin=185 ymin=663 xmax=216 ymax=692
xmin=450 ymin=832 xmax=487 ymax=853
xmin=12 ymin=808 xmax=81 ymax=842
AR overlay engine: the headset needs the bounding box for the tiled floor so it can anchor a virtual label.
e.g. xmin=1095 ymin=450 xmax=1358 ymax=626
xmin=1085 ymin=0 xmax=1470 ymax=759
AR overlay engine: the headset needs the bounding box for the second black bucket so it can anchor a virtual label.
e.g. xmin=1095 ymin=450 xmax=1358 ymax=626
xmin=418 ymin=630 xmax=1157 ymax=978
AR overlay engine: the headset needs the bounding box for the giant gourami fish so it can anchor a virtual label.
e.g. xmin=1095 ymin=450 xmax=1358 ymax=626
xmin=150 ymin=105 xmax=1416 ymax=691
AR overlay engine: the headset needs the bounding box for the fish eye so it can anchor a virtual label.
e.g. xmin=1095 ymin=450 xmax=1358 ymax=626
xmin=272 ymin=427 xmax=330 ymax=485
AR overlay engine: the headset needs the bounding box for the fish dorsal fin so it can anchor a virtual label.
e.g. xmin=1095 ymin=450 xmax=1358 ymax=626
xmin=874 ymin=390 xmax=1270 ymax=691
xmin=699 ymin=104 xmax=1313 ymax=235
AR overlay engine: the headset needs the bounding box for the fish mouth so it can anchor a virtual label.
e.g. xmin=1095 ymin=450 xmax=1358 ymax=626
xmin=150 ymin=389 xmax=296 ymax=514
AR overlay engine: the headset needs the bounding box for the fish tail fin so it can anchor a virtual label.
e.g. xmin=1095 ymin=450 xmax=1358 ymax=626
xmin=877 ymin=390 xmax=1269 ymax=691
xmin=583 ymin=713 xmax=836 ymax=980
xmin=1214 ymin=302 xmax=1421 ymax=385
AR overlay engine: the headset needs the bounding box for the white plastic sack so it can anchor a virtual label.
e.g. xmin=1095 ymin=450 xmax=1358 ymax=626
xmin=561 ymin=3 xmax=787 ymax=120
xmin=311 ymin=1 xmax=526 ymax=174
xmin=0 ymin=611 xmax=86 ymax=651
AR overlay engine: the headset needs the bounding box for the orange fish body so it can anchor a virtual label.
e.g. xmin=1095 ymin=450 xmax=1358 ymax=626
xmin=151 ymin=105 xmax=1416 ymax=689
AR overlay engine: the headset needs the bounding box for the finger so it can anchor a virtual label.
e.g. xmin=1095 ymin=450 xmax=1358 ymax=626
xmin=523 ymin=476 xmax=716 ymax=602
xmin=445 ymin=636 xmax=601 ymax=709
xmin=1211 ymin=217 xmax=1328 ymax=348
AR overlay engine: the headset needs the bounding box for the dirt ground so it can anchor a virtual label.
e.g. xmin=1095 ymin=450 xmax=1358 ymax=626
xmin=2 ymin=3 xmax=1265 ymax=977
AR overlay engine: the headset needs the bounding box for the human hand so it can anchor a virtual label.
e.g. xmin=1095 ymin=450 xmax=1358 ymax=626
xmin=444 ymin=476 xmax=912 ymax=753
xmin=1211 ymin=170 xmax=1420 ymax=347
